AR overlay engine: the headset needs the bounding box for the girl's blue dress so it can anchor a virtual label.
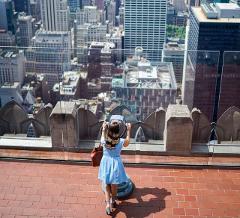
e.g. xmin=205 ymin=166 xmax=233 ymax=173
xmin=98 ymin=138 xmax=128 ymax=184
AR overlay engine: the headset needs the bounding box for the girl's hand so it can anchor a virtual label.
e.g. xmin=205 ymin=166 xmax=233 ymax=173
xmin=102 ymin=121 xmax=108 ymax=131
xmin=126 ymin=123 xmax=131 ymax=131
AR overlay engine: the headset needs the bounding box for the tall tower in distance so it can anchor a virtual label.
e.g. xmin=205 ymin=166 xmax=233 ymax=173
xmin=12 ymin=0 xmax=30 ymax=14
xmin=68 ymin=0 xmax=82 ymax=12
xmin=18 ymin=14 xmax=34 ymax=47
xmin=0 ymin=0 xmax=16 ymax=34
xmin=124 ymin=0 xmax=167 ymax=61
xmin=183 ymin=2 xmax=240 ymax=121
xmin=40 ymin=0 xmax=70 ymax=31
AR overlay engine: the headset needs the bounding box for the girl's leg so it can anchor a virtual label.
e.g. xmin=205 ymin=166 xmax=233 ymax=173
xmin=111 ymin=184 xmax=117 ymax=197
xmin=105 ymin=184 xmax=111 ymax=214
xmin=110 ymin=184 xmax=118 ymax=208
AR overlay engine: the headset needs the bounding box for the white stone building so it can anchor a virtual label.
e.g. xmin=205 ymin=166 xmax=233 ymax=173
xmin=0 ymin=50 xmax=25 ymax=85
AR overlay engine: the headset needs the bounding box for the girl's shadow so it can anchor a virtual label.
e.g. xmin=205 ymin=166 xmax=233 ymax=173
xmin=112 ymin=187 xmax=171 ymax=218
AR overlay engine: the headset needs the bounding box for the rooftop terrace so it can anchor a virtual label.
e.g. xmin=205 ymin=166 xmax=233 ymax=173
xmin=0 ymin=161 xmax=239 ymax=218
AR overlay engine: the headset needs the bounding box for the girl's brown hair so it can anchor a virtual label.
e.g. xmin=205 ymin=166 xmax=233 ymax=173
xmin=108 ymin=122 xmax=120 ymax=136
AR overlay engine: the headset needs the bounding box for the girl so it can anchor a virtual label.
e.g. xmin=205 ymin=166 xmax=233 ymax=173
xmin=98 ymin=121 xmax=131 ymax=215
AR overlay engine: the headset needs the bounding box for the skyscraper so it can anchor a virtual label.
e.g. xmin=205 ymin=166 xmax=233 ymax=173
xmin=26 ymin=30 xmax=71 ymax=87
xmin=0 ymin=50 xmax=25 ymax=85
xmin=162 ymin=42 xmax=185 ymax=84
xmin=0 ymin=0 xmax=16 ymax=34
xmin=17 ymin=14 xmax=34 ymax=47
xmin=29 ymin=0 xmax=41 ymax=22
xmin=40 ymin=0 xmax=70 ymax=31
xmin=124 ymin=0 xmax=167 ymax=61
xmin=0 ymin=29 xmax=16 ymax=46
xmin=183 ymin=3 xmax=240 ymax=120
xmin=13 ymin=0 xmax=30 ymax=14
xmin=68 ymin=0 xmax=81 ymax=12
xmin=105 ymin=0 xmax=116 ymax=27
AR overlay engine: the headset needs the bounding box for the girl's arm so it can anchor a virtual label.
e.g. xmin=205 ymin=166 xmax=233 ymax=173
xmin=100 ymin=121 xmax=108 ymax=144
xmin=123 ymin=123 xmax=131 ymax=147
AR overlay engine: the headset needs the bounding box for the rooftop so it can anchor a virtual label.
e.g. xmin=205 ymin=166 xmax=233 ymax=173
xmin=18 ymin=15 xmax=33 ymax=21
xmin=0 ymin=160 xmax=239 ymax=217
xmin=164 ymin=42 xmax=185 ymax=51
xmin=123 ymin=61 xmax=177 ymax=90
xmin=53 ymin=71 xmax=81 ymax=95
xmin=0 ymin=82 xmax=20 ymax=89
xmin=216 ymin=2 xmax=240 ymax=10
xmin=0 ymin=50 xmax=23 ymax=58
xmin=32 ymin=30 xmax=70 ymax=44
xmin=192 ymin=4 xmax=240 ymax=23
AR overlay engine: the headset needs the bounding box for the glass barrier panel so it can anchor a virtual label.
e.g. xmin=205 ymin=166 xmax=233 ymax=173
xmin=209 ymin=51 xmax=240 ymax=165
xmin=0 ymin=46 xmax=234 ymax=166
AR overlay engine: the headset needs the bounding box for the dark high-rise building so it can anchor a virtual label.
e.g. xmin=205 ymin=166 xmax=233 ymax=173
xmin=68 ymin=0 xmax=81 ymax=12
xmin=183 ymin=2 xmax=240 ymax=121
xmin=29 ymin=0 xmax=41 ymax=22
xmin=186 ymin=0 xmax=200 ymax=8
xmin=115 ymin=0 xmax=121 ymax=15
xmin=13 ymin=0 xmax=30 ymax=14
xmin=0 ymin=0 xmax=17 ymax=34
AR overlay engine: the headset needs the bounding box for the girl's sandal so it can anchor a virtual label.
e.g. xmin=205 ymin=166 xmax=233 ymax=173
xmin=105 ymin=200 xmax=111 ymax=215
xmin=111 ymin=196 xmax=117 ymax=209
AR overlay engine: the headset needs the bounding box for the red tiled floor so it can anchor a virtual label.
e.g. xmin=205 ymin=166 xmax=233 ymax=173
xmin=0 ymin=161 xmax=240 ymax=218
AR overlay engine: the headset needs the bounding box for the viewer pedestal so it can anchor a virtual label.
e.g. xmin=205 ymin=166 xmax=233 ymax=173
xmin=102 ymin=177 xmax=134 ymax=199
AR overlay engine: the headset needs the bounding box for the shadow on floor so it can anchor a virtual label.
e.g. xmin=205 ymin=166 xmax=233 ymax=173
xmin=112 ymin=187 xmax=171 ymax=218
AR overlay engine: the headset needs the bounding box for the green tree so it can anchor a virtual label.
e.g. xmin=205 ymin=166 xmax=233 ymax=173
xmin=167 ymin=25 xmax=186 ymax=40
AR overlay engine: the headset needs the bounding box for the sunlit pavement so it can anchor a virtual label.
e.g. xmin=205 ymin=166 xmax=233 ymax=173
xmin=0 ymin=161 xmax=240 ymax=218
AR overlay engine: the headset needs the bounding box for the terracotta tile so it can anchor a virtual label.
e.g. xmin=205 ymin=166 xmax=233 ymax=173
xmin=0 ymin=161 xmax=240 ymax=218
xmin=176 ymin=189 xmax=189 ymax=195
xmin=185 ymin=195 xmax=197 ymax=202
xmin=173 ymin=208 xmax=185 ymax=216
xmin=199 ymin=208 xmax=213 ymax=216
xmin=185 ymin=208 xmax=199 ymax=216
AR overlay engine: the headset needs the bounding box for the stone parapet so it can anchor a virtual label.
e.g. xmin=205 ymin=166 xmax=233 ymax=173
xmin=164 ymin=105 xmax=193 ymax=153
xmin=50 ymin=101 xmax=78 ymax=148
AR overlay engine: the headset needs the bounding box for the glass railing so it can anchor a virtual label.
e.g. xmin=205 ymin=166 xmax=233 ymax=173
xmin=0 ymin=46 xmax=239 ymax=166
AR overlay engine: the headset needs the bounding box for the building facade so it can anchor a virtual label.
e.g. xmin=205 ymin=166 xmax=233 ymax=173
xmin=0 ymin=29 xmax=16 ymax=46
xmin=183 ymin=2 xmax=240 ymax=121
xmin=52 ymin=71 xmax=83 ymax=101
xmin=0 ymin=0 xmax=16 ymax=34
xmin=0 ymin=50 xmax=25 ymax=85
xmin=105 ymin=0 xmax=116 ymax=27
xmin=124 ymin=0 xmax=167 ymax=61
xmin=112 ymin=48 xmax=177 ymax=120
xmin=76 ymin=6 xmax=102 ymax=25
xmin=13 ymin=0 xmax=30 ymax=14
xmin=68 ymin=0 xmax=81 ymax=12
xmin=172 ymin=0 xmax=186 ymax=12
xmin=162 ymin=42 xmax=185 ymax=84
xmin=118 ymin=3 xmax=124 ymax=26
xmin=0 ymin=82 xmax=23 ymax=107
xmin=40 ymin=0 xmax=70 ymax=31
xmin=29 ymin=0 xmax=41 ymax=22
xmin=94 ymin=0 xmax=104 ymax=10
xmin=17 ymin=14 xmax=35 ymax=47
xmin=25 ymin=30 xmax=71 ymax=88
